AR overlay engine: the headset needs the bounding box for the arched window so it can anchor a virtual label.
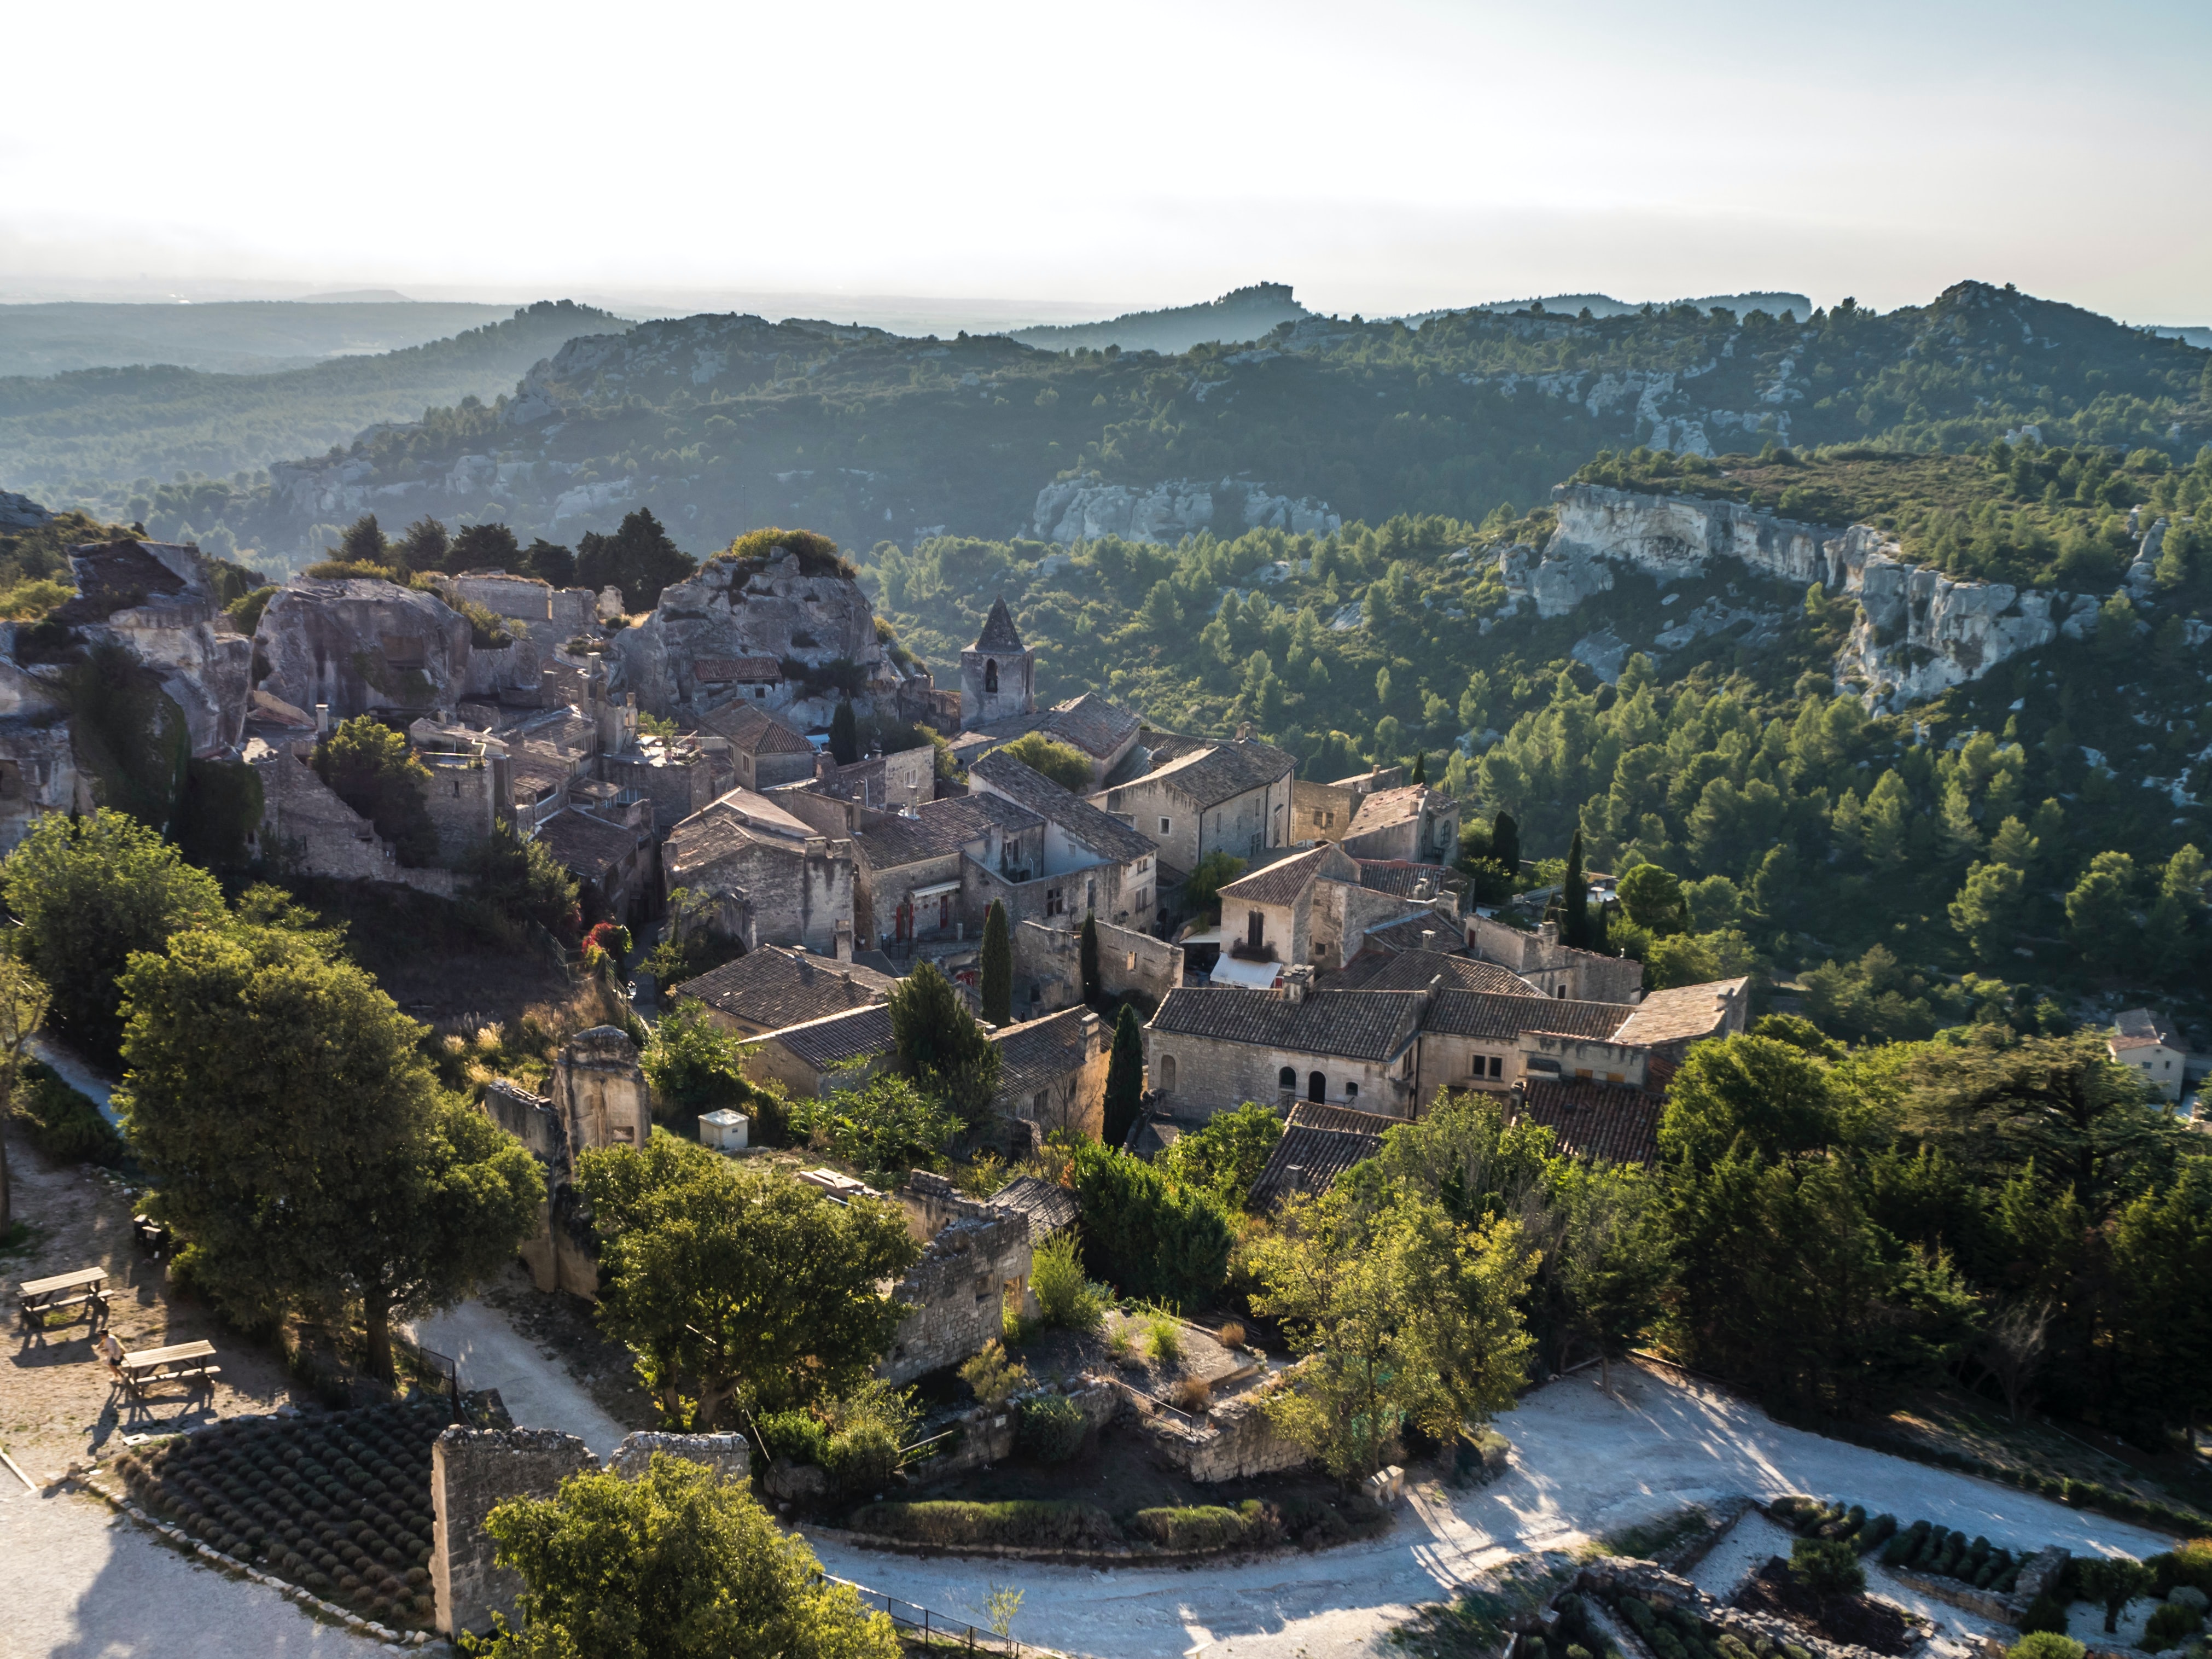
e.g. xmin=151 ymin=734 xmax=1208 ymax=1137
xmin=1278 ymin=1066 xmax=1296 ymax=1089
xmin=1307 ymin=1071 xmax=1326 ymax=1103
xmin=1160 ymin=1053 xmax=1178 ymax=1091
xmin=984 ymin=659 xmax=999 ymax=693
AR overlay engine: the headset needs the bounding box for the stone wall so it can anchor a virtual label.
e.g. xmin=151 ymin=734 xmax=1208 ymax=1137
xmin=1130 ymin=1367 xmax=1313 ymax=1483
xmin=882 ymin=1204 xmax=1033 ymax=1383
xmin=1012 ymin=915 xmax=1183 ymax=1015
xmin=603 ymin=746 xmax=715 ymax=833
xmin=550 ymin=1027 xmax=651 ymax=1156
xmin=1466 ymin=915 xmax=1644 ymax=1004
xmin=432 ymin=1428 xmax=751 ymax=1638
xmin=682 ymin=836 xmax=856 ymax=956
xmin=1148 ymin=1019 xmax=1417 ymax=1120
xmin=250 ymin=737 xmax=459 ymax=897
xmin=418 ymin=752 xmax=500 ymax=863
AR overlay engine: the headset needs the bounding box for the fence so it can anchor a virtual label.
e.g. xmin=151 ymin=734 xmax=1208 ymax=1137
xmin=391 ymin=1332 xmax=461 ymax=1410
xmin=826 ymin=1577 xmax=1066 ymax=1657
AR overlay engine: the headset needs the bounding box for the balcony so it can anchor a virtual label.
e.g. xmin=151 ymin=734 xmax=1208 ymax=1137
xmin=1226 ymin=939 xmax=1279 ymax=963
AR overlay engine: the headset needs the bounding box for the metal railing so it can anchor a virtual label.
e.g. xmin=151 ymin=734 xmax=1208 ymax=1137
xmin=826 ymin=1577 xmax=1061 ymax=1657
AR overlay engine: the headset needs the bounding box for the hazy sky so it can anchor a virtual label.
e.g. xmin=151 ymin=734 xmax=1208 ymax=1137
xmin=7 ymin=0 xmax=2208 ymax=323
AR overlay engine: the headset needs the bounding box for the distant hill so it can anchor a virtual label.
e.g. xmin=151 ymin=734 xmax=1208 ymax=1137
xmin=0 ymin=300 xmax=629 ymax=495
xmin=1405 ymin=290 xmax=1815 ymax=324
xmin=1009 ymin=283 xmax=1309 ymax=353
xmin=0 ymin=299 xmax=518 ymax=378
xmin=2154 ymin=325 xmax=2212 ymax=350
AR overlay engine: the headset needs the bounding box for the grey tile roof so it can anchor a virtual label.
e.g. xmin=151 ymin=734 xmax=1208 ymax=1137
xmin=1355 ymin=858 xmax=1462 ymax=899
xmin=1425 ymin=988 xmax=1629 ymax=1042
xmin=973 ymin=596 xmax=1026 ymax=651
xmin=1509 ymin=1079 xmax=1663 ymax=1165
xmin=535 ymin=809 xmax=643 ymax=881
xmin=766 ymin=1005 xmax=895 ymax=1069
xmin=1039 ymin=692 xmax=1140 ymax=758
xmin=1337 ymin=950 xmax=1542 ymax=998
xmin=1219 ymin=844 xmax=1335 ymax=906
xmin=969 ymin=753 xmax=1154 ymax=864
xmin=853 ymin=791 xmax=1040 ymax=870
xmin=2112 ymin=1007 xmax=2179 ymax=1050
xmin=1347 ymin=784 xmax=1436 ymax=831
xmin=990 ymin=1005 xmax=1098 ymax=1099
xmin=1359 ymin=912 xmax=1466 ymax=956
xmin=988 ymin=1174 xmax=1078 ymax=1243
xmin=1248 ymin=1120 xmax=1384 ymax=1211
xmin=1149 ymin=987 xmax=1424 ymax=1063
xmin=696 ymin=701 xmax=814 ymax=754
xmin=1138 ymin=738 xmax=1295 ymax=809
xmin=672 ymin=945 xmax=897 ymax=1031
xmin=1608 ymin=979 xmax=1748 ymax=1047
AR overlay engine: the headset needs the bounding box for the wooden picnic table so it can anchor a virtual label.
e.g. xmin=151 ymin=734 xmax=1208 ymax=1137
xmin=119 ymin=1339 xmax=219 ymax=1394
xmin=18 ymin=1266 xmax=109 ymax=1328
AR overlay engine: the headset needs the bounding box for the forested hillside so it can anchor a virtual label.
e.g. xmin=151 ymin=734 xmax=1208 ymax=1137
xmin=0 ymin=300 xmax=626 ymax=498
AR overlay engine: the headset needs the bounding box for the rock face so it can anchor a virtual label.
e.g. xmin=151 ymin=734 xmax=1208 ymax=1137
xmin=1032 ymin=475 xmax=1341 ymax=545
xmin=0 ymin=490 xmax=51 ymax=531
xmin=1535 ymin=483 xmax=2103 ymax=708
xmin=63 ymin=539 xmax=255 ymax=755
xmin=253 ymin=578 xmax=474 ymax=718
xmin=614 ymin=544 xmax=923 ymax=724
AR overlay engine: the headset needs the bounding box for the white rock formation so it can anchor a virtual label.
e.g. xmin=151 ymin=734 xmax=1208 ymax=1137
xmin=66 ymin=539 xmax=254 ymax=755
xmin=1031 ymin=475 xmax=1341 ymax=545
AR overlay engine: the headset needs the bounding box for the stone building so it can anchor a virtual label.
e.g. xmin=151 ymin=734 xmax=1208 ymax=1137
xmin=2108 ymin=1007 xmax=2191 ymax=1103
xmin=989 ymin=1004 xmax=1109 ymax=1142
xmin=878 ymin=1172 xmax=1033 ymax=1384
xmin=1210 ymin=841 xmax=1464 ymax=982
xmin=743 ymin=1005 xmax=895 ymax=1099
xmin=946 ymin=690 xmax=1143 ymax=788
xmin=1463 ymin=913 xmax=1647 ymax=1004
xmin=1287 ymin=764 xmax=1403 ymax=846
xmin=663 ymin=787 xmax=857 ymax=956
xmin=967 ymin=750 xmax=1159 ymax=929
xmin=1011 ymin=915 xmax=1183 ymax=1017
xmin=960 ymin=597 xmax=1035 ymax=728
xmin=672 ymin=944 xmax=895 ymax=1038
xmin=1098 ymin=730 xmax=1296 ymax=877
xmin=246 ymin=734 xmax=458 ymax=897
xmin=1337 ymin=783 xmax=1461 ymax=865
xmin=446 ymin=570 xmax=599 ymax=639
xmin=600 ymin=733 xmax=718 ymax=832
xmin=1504 ymin=1078 xmax=1664 ymax=1165
xmin=692 ymin=700 xmax=817 ymax=794
xmin=849 ymin=791 xmax=1039 ymax=950
xmin=538 ymin=803 xmax=656 ymax=925
xmin=1147 ymin=971 xmax=1430 ymax=1120
xmin=1416 ymin=987 xmax=1652 ymax=1106
xmin=1247 ymin=1101 xmax=1398 ymax=1210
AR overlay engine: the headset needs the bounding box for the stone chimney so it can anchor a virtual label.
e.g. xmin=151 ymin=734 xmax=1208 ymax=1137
xmin=1419 ymin=928 xmax=1437 ymax=952
xmin=834 ymin=918 xmax=853 ymax=962
xmin=1236 ymin=720 xmax=1254 ymax=742
xmin=1277 ymin=964 xmax=1314 ymax=1003
xmin=315 ymin=701 xmax=331 ymax=736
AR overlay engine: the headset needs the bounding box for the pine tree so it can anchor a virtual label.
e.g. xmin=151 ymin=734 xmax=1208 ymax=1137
xmin=829 ymin=699 xmax=859 ymax=766
xmin=1102 ymin=1003 xmax=1145 ymax=1149
xmin=1563 ymin=829 xmax=1591 ymax=948
xmin=1079 ymin=911 xmax=1102 ymax=1006
xmin=979 ymin=900 xmax=1011 ymax=1027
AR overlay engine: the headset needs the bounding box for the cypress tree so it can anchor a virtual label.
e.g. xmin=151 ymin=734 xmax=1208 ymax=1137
xmin=1102 ymin=1003 xmax=1145 ymax=1149
xmin=979 ymin=900 xmax=1011 ymax=1027
xmin=829 ymin=699 xmax=859 ymax=766
xmin=1410 ymin=751 xmax=1428 ymax=785
xmin=1079 ymin=911 xmax=1102 ymax=1006
xmin=1491 ymin=811 xmax=1521 ymax=882
xmin=1563 ymin=829 xmax=1591 ymax=948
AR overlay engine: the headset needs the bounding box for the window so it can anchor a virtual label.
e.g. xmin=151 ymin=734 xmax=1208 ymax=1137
xmin=984 ymin=659 xmax=999 ymax=693
xmin=753 ymin=685 xmax=765 ymax=698
xmin=1032 ymin=1090 xmax=1048 ymax=1117
xmin=1278 ymin=1066 xmax=1296 ymax=1088
xmin=1307 ymin=1071 xmax=1326 ymax=1103
xmin=1488 ymin=1054 xmax=1503 ymax=1079
xmin=1344 ymin=1082 xmax=1359 ymax=1100
xmin=1555 ymin=986 xmax=1566 ymax=998
xmin=1046 ymin=888 xmax=1064 ymax=917
xmin=1159 ymin=816 xmax=1172 ymax=835
xmin=1161 ymin=1054 xmax=1178 ymax=1090
xmin=1247 ymin=910 xmax=1265 ymax=951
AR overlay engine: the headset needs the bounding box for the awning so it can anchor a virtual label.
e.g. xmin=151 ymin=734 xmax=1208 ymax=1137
xmin=910 ymin=880 xmax=961 ymax=901
xmin=1206 ymin=955 xmax=1283 ymax=989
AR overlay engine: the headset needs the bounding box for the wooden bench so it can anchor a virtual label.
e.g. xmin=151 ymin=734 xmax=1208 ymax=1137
xmin=119 ymin=1340 xmax=219 ymax=1396
xmin=18 ymin=1266 xmax=110 ymax=1329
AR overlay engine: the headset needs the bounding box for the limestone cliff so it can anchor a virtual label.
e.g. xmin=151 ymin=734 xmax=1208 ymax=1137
xmin=62 ymin=539 xmax=255 ymax=755
xmin=1031 ymin=474 xmax=1340 ymax=545
xmin=615 ymin=543 xmax=924 ymax=724
xmin=253 ymin=577 xmax=475 ymax=719
xmin=1529 ymin=482 xmax=2104 ymax=708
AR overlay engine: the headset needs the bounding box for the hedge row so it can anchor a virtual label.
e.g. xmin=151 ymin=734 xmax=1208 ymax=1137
xmin=847 ymin=1493 xmax=1371 ymax=1555
xmin=15 ymin=1062 xmax=125 ymax=1166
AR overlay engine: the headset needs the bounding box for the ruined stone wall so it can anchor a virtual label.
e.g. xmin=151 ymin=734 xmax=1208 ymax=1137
xmin=881 ymin=1207 xmax=1032 ymax=1383
xmin=1288 ymin=779 xmax=1359 ymax=842
xmin=550 ymin=1027 xmax=651 ymax=1155
xmin=251 ymin=738 xmax=458 ymax=897
xmin=461 ymin=634 xmax=546 ymax=702
xmin=418 ymin=754 xmax=499 ymax=863
xmin=1012 ymin=916 xmax=1183 ymax=1014
xmin=1129 ymin=1367 xmax=1313 ymax=1483
xmin=432 ymin=1428 xmax=750 ymax=1638
xmin=602 ymin=748 xmax=713 ymax=833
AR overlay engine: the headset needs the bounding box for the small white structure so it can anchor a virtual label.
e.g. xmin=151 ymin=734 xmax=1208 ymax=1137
xmin=2109 ymin=1008 xmax=2190 ymax=1104
xmin=697 ymin=1108 xmax=750 ymax=1152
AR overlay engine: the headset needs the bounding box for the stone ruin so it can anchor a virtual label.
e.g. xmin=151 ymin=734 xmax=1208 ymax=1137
xmin=431 ymin=1425 xmax=750 ymax=1637
xmin=879 ymin=1171 xmax=1035 ymax=1384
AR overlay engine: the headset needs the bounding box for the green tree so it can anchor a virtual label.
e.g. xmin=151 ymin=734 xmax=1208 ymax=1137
xmin=1248 ymin=1189 xmax=1534 ymax=1479
xmin=118 ymin=909 xmax=542 ymax=1378
xmin=1078 ymin=911 xmax=1102 ymax=1007
xmin=463 ymin=822 xmax=583 ymax=944
xmin=979 ymin=900 xmax=1012 ymax=1026
xmin=1156 ymin=1101 xmax=1284 ymax=1210
xmin=997 ymin=731 xmax=1091 ymax=793
xmin=641 ymin=999 xmax=762 ymax=1128
xmin=1659 ymin=1034 xmax=1842 ymax=1168
xmin=312 ymin=715 xmax=438 ymax=866
xmin=1489 ymin=811 xmax=1521 ymax=880
xmin=1950 ymin=859 xmax=2027 ymax=965
xmin=886 ymin=961 xmax=1000 ymax=1125
xmin=398 ymin=515 xmax=450 ymax=572
xmin=451 ymin=521 xmax=520 ymax=569
xmin=2 ymin=808 xmax=223 ymax=1064
xmin=577 ymin=1138 xmax=921 ymax=1423
xmin=516 ymin=537 xmax=575 ymax=586
xmin=577 ymin=508 xmax=697 ymax=612
xmin=0 ymin=958 xmax=51 ymax=1236
xmin=1068 ymin=1141 xmax=1233 ymax=1309
xmin=1102 ymin=1003 xmax=1144 ymax=1148
xmin=478 ymin=1452 xmax=899 ymax=1659
xmin=1561 ymin=829 xmax=1593 ymax=948
xmin=1181 ymin=849 xmax=1247 ymax=922
xmin=335 ymin=512 xmax=387 ymax=567
xmin=1617 ymin=864 xmax=1690 ymax=934
xmin=789 ymin=1075 xmax=960 ymax=1178
xmin=829 ymin=699 xmax=859 ymax=767
xmin=2064 ymin=851 xmax=2140 ymax=975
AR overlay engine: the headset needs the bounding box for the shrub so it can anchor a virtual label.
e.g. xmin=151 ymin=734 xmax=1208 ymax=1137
xmin=1031 ymin=1232 xmax=1107 ymax=1331
xmin=1858 ymin=1514 xmax=1897 ymax=1555
xmin=755 ymin=1410 xmax=831 ymax=1468
xmin=1106 ymin=1325 xmax=1137 ymax=1365
xmin=1792 ymin=1537 xmax=1866 ymax=1597
xmin=958 ymin=1341 xmax=1029 ymax=1408
xmin=14 ymin=1062 xmax=125 ymax=1165
xmin=1018 ymin=1394 xmax=1085 ymax=1463
xmin=2011 ymin=1637 xmax=2086 ymax=1659
xmin=1129 ymin=1500 xmax=1283 ymax=1551
xmin=1144 ymin=1313 xmax=1184 ymax=1366
xmin=1172 ymin=1377 xmax=1214 ymax=1414
xmin=1068 ymin=1142 xmax=1233 ymax=1309
xmin=848 ymin=1499 xmax=1115 ymax=1549
xmin=2018 ymin=1593 xmax=2072 ymax=1635
xmin=1884 ymin=1519 xmax=1930 ymax=1567
xmin=2150 ymin=1546 xmax=2212 ymax=1599
xmin=1218 ymin=1320 xmax=1247 ymax=1349
xmin=2143 ymin=1603 xmax=2203 ymax=1652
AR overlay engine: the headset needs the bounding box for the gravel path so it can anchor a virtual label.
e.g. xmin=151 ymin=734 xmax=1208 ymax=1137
xmin=0 ymin=1481 xmax=386 ymax=1658
xmin=804 ymin=1363 xmax=2176 ymax=1659
xmin=404 ymin=1298 xmax=628 ymax=1457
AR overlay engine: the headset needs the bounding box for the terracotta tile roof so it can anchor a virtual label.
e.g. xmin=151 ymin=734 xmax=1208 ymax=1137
xmin=988 ymin=1174 xmax=1078 ymax=1242
xmin=1425 ymin=988 xmax=1629 ymax=1042
xmin=1508 ymin=1079 xmax=1663 ymax=1165
xmin=1337 ymin=949 xmax=1543 ymax=998
xmin=969 ymin=753 xmax=1154 ymax=864
xmin=1149 ymin=986 xmax=1424 ymax=1063
xmin=1607 ymin=979 xmax=1749 ymax=1047
xmin=991 ymin=1005 xmax=1099 ymax=1101
xmin=534 ymin=809 xmax=643 ymax=881
xmin=1355 ymin=858 xmax=1462 ymax=899
xmin=973 ymin=596 xmax=1026 ymax=651
xmin=692 ymin=654 xmax=784 ymax=683
xmin=1219 ymin=844 xmax=1336 ymax=906
xmin=695 ymin=701 xmax=814 ymax=754
xmin=1137 ymin=739 xmax=1295 ymax=810
xmin=764 ymin=1004 xmax=895 ymax=1069
xmin=2112 ymin=1008 xmax=2180 ymax=1050
xmin=1357 ymin=912 xmax=1466 ymax=957
xmin=1346 ymin=784 xmax=1436 ymax=831
xmin=673 ymin=945 xmax=897 ymax=1032
xmin=853 ymin=791 xmax=1040 ymax=870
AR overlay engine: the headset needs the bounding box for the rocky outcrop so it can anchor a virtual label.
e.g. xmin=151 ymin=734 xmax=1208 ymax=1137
xmin=0 ymin=645 xmax=86 ymax=849
xmin=614 ymin=543 xmax=924 ymax=723
xmin=0 ymin=490 xmax=51 ymax=531
xmin=253 ymin=577 xmax=473 ymax=718
xmin=1535 ymin=484 xmax=2104 ymax=709
xmin=62 ymin=539 xmax=255 ymax=754
xmin=1032 ymin=475 xmax=1341 ymax=545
